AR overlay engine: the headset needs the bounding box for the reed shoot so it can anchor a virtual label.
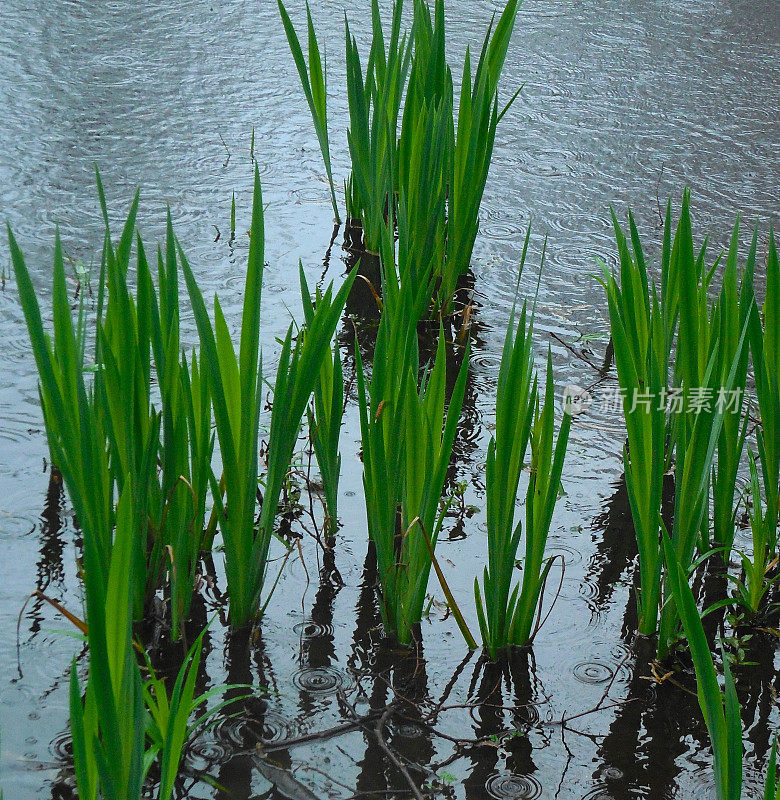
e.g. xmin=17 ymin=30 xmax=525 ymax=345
xmin=277 ymin=0 xmax=341 ymax=223
xmin=662 ymin=532 xmax=742 ymax=800
xmin=305 ymin=337 xmax=345 ymax=539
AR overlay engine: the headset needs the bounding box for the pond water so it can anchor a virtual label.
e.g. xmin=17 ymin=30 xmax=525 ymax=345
xmin=0 ymin=0 xmax=778 ymax=798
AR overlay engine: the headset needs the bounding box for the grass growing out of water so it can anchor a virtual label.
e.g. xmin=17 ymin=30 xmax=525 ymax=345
xmin=441 ymin=0 xmax=520 ymax=309
xmin=474 ymin=251 xmax=571 ymax=657
xmin=600 ymin=193 xmax=754 ymax=655
xmin=69 ymin=485 xmax=146 ymax=800
xmin=710 ymin=222 xmax=755 ymax=558
xmin=749 ymin=226 xmax=780 ymax=561
xmin=139 ymin=210 xmax=215 ymax=640
xmin=598 ymin=211 xmax=668 ymax=637
xmin=10 ymin=190 xmax=166 ymax=622
xmin=344 ymin=0 xmax=410 ymax=251
xmin=277 ymin=0 xmax=341 ymax=223
xmin=510 ymin=358 xmax=571 ymax=645
xmin=179 ymin=170 xmax=265 ymax=629
xmin=182 ymin=168 xmax=355 ymax=627
xmin=356 ymin=266 xmax=468 ymax=644
xmin=662 ymin=532 xmax=742 ymax=800
xmin=304 ymin=324 xmax=345 ymax=538
xmin=69 ymin=483 xmax=240 ymax=800
xmin=475 ymin=293 xmax=536 ymax=659
xmin=12 ymin=179 xmax=217 ymax=639
xmin=281 ymin=0 xmax=520 ymax=312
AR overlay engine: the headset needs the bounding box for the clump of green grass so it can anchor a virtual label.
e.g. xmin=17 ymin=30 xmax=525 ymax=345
xmin=305 ymin=330 xmax=345 ymax=539
xmin=356 ymin=265 xmax=468 ymax=644
xmin=69 ymin=483 xmax=246 ymax=800
xmin=182 ymin=168 xmax=355 ymax=627
xmin=710 ymin=221 xmax=755 ymax=559
xmin=475 ymin=292 xmax=536 ymax=659
xmin=13 ymin=176 xmax=218 ymax=640
xmin=662 ymin=531 xmax=742 ymax=800
xmin=68 ymin=484 xmax=147 ymax=800
xmin=179 ymin=168 xmax=266 ymax=628
xmin=508 ymin=356 xmax=571 ymax=646
xmin=474 ymin=240 xmax=571 ymax=657
xmin=280 ymin=0 xmax=521 ymax=313
xmin=600 ymin=192 xmax=754 ymax=657
xmin=598 ymin=208 xmax=669 ymax=638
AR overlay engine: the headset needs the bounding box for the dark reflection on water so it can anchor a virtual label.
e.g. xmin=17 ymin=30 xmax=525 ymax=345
xmin=1 ymin=0 xmax=779 ymax=797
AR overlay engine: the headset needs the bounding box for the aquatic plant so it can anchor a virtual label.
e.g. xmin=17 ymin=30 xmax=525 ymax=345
xmin=69 ymin=484 xmax=147 ymax=800
xmin=600 ymin=193 xmax=753 ymax=653
xmin=281 ymin=0 xmax=521 ymax=312
xmin=749 ymin=226 xmax=780 ymax=560
xmin=730 ymin=452 xmax=779 ymax=617
xmin=474 ymin=280 xmax=571 ymax=656
xmin=662 ymin=531 xmax=742 ymax=800
xmin=143 ymin=629 xmax=248 ymax=799
xmin=441 ymin=0 xmax=521 ymax=309
xmin=767 ymin=737 xmax=780 ymax=800
xmin=344 ymin=0 xmax=410 ymax=251
xmin=11 ymin=221 xmax=112 ymax=576
xmin=183 ymin=171 xmax=355 ymax=626
xmin=598 ymin=210 xmax=669 ymax=637
xmin=69 ymin=487 xmax=240 ymax=800
xmin=356 ymin=264 xmax=468 ymax=644
xmin=179 ymin=167 xmax=266 ymax=628
xmin=473 ymin=241 xmax=536 ymax=657
xmin=139 ymin=210 xmax=215 ymax=640
xmin=277 ymin=0 xmax=341 ymax=223
xmin=710 ymin=221 xmax=755 ymax=558
xmin=509 ymin=356 xmax=571 ymax=646
xmin=12 ymin=180 xmax=217 ymax=638
xmin=655 ymin=194 xmax=751 ymax=659
xmin=305 ymin=333 xmax=345 ymax=538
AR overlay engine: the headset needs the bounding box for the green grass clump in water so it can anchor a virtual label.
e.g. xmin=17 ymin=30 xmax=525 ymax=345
xmin=279 ymin=0 xmax=521 ymax=314
xmin=304 ymin=315 xmax=345 ymax=540
xmin=356 ymin=252 xmax=468 ymax=644
xmin=710 ymin=221 xmax=755 ymax=559
xmin=182 ymin=167 xmax=355 ymax=628
xmin=662 ymin=532 xmax=742 ymax=800
xmin=12 ymin=172 xmax=219 ymax=640
xmin=475 ymin=239 xmax=571 ymax=657
xmin=68 ymin=484 xmax=147 ymax=800
xmin=69 ymin=485 xmax=242 ymax=800
xmin=179 ymin=168 xmax=265 ymax=629
xmin=598 ymin=208 xmax=669 ymax=638
xmin=599 ymin=191 xmax=755 ymax=657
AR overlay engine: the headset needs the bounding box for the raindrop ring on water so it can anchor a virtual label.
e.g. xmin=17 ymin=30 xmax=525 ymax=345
xmin=572 ymin=661 xmax=615 ymax=684
xmin=485 ymin=772 xmax=543 ymax=800
xmin=292 ymin=665 xmax=353 ymax=695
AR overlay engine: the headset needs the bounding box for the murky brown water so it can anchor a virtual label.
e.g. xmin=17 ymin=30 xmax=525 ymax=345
xmin=0 ymin=0 xmax=778 ymax=797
